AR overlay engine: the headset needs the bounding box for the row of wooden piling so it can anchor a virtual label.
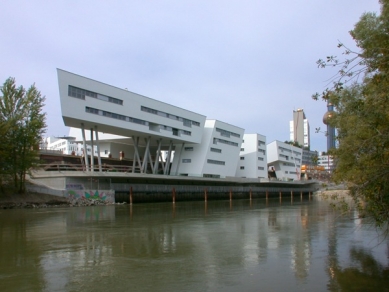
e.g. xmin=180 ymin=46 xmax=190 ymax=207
xmin=128 ymin=186 xmax=312 ymax=205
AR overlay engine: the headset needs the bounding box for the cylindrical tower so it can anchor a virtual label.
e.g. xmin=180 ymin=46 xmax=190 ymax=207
xmin=323 ymin=101 xmax=335 ymax=151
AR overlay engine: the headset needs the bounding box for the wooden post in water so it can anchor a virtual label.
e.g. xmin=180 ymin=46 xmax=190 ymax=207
xmin=300 ymin=191 xmax=303 ymax=201
xmin=129 ymin=187 xmax=133 ymax=205
xmin=266 ymin=190 xmax=268 ymax=199
xmin=172 ymin=188 xmax=176 ymax=204
xmin=204 ymin=188 xmax=208 ymax=202
xmin=291 ymin=190 xmax=293 ymax=202
xmin=249 ymin=188 xmax=252 ymax=201
xmin=229 ymin=189 xmax=232 ymax=201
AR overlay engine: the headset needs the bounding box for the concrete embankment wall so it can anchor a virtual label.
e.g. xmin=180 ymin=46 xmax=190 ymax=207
xmin=27 ymin=172 xmax=319 ymax=204
xmin=114 ymin=183 xmax=316 ymax=203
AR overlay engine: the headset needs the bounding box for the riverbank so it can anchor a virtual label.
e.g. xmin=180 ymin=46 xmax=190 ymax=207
xmin=0 ymin=192 xmax=116 ymax=209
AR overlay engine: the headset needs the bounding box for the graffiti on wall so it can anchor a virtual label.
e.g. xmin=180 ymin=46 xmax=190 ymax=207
xmin=65 ymin=189 xmax=115 ymax=203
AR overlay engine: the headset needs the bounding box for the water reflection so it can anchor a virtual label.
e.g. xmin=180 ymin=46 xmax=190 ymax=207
xmin=0 ymin=197 xmax=388 ymax=291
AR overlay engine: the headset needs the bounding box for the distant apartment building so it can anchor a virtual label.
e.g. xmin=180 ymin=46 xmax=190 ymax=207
xmin=289 ymin=109 xmax=310 ymax=148
xmin=302 ymin=149 xmax=318 ymax=166
xmin=317 ymin=152 xmax=335 ymax=172
xmin=236 ymin=134 xmax=267 ymax=178
xmin=44 ymin=136 xmax=97 ymax=156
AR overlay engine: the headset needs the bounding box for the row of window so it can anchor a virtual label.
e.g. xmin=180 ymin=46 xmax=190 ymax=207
xmin=85 ymin=107 xmax=191 ymax=136
xmin=69 ymin=86 xmax=123 ymax=105
xmin=239 ymin=166 xmax=265 ymax=170
xmin=86 ymin=107 xmax=146 ymax=125
xmin=184 ymin=147 xmax=222 ymax=153
xmin=207 ymin=159 xmax=225 ymax=165
xmin=258 ymin=149 xmax=266 ymax=155
xmin=210 ymin=147 xmax=222 ymax=153
xmin=240 ymin=156 xmax=265 ymax=161
xmin=141 ymin=106 xmax=200 ymax=128
xmin=215 ymin=128 xmax=240 ymax=138
xmin=182 ymin=158 xmax=226 ymax=165
xmin=258 ymin=140 xmax=266 ymax=146
xmin=213 ymin=138 xmax=238 ymax=147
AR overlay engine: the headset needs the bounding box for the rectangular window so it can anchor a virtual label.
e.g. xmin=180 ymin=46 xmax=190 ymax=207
xmin=240 ymin=166 xmax=244 ymax=170
xmin=240 ymin=157 xmax=244 ymax=160
xmin=182 ymin=159 xmax=191 ymax=163
xmin=141 ymin=106 xmax=199 ymax=128
xmin=210 ymin=147 xmax=222 ymax=153
xmin=184 ymin=147 xmax=194 ymax=151
xmin=258 ymin=167 xmax=264 ymax=170
xmin=207 ymin=159 xmax=225 ymax=165
xmin=216 ymin=128 xmax=240 ymax=138
xmin=69 ymin=85 xmax=122 ymax=105
xmin=258 ymin=157 xmax=264 ymax=161
xmin=86 ymin=106 xmax=148 ymax=126
xmin=213 ymin=138 xmax=238 ymax=147
xmin=240 ymin=148 xmax=244 ymax=151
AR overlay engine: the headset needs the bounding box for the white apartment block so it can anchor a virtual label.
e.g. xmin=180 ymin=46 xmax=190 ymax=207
xmin=236 ymin=134 xmax=267 ymax=178
xmin=44 ymin=136 xmax=97 ymax=156
xmin=57 ymin=69 xmax=250 ymax=177
xmin=317 ymin=153 xmax=335 ymax=172
xmin=267 ymin=140 xmax=303 ymax=181
xmin=170 ymin=120 xmax=244 ymax=178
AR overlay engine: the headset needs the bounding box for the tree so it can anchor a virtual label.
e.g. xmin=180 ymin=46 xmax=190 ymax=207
xmin=284 ymin=140 xmax=303 ymax=148
xmin=313 ymin=0 xmax=389 ymax=228
xmin=0 ymin=77 xmax=46 ymax=193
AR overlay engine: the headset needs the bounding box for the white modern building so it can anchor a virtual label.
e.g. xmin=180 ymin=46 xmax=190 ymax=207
xmin=57 ymin=69 xmax=247 ymax=178
xmin=44 ymin=136 xmax=97 ymax=156
xmin=289 ymin=109 xmax=310 ymax=148
xmin=267 ymin=140 xmax=303 ymax=181
xmin=170 ymin=120 xmax=244 ymax=178
xmin=236 ymin=134 xmax=267 ymax=178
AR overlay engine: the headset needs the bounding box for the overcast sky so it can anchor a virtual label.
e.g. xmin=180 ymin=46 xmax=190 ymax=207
xmin=0 ymin=0 xmax=380 ymax=151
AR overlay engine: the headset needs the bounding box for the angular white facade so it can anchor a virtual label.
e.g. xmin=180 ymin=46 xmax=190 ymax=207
xmin=58 ymin=69 xmax=208 ymax=174
xmin=57 ymin=69 xmax=254 ymax=178
xmin=236 ymin=134 xmax=267 ymax=178
xmin=267 ymin=141 xmax=303 ymax=181
xmin=170 ymin=120 xmax=244 ymax=178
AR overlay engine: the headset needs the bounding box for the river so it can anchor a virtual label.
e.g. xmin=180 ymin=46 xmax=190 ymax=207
xmin=0 ymin=195 xmax=388 ymax=291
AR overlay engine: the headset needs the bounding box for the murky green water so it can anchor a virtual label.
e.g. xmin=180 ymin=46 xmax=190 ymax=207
xmin=1 ymin=196 xmax=388 ymax=292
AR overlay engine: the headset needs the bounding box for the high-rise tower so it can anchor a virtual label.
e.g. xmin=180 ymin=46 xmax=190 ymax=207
xmin=323 ymin=101 xmax=336 ymax=151
xmin=289 ymin=109 xmax=310 ymax=148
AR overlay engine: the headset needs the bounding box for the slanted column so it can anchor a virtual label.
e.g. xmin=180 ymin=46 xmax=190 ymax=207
xmin=81 ymin=123 xmax=90 ymax=172
xmin=164 ymin=141 xmax=173 ymax=175
xmin=141 ymin=137 xmax=151 ymax=173
xmin=90 ymin=128 xmax=94 ymax=172
xmin=153 ymin=139 xmax=162 ymax=174
xmin=132 ymin=136 xmax=142 ymax=173
xmin=172 ymin=143 xmax=184 ymax=176
xmin=95 ymin=126 xmax=102 ymax=172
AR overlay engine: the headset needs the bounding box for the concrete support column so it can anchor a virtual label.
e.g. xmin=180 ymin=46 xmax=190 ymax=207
xmin=153 ymin=139 xmax=162 ymax=174
xmin=81 ymin=123 xmax=90 ymax=172
xmin=172 ymin=142 xmax=184 ymax=176
xmin=141 ymin=137 xmax=151 ymax=173
xmin=95 ymin=126 xmax=102 ymax=172
xmin=164 ymin=141 xmax=173 ymax=175
xmin=90 ymin=128 xmax=94 ymax=172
